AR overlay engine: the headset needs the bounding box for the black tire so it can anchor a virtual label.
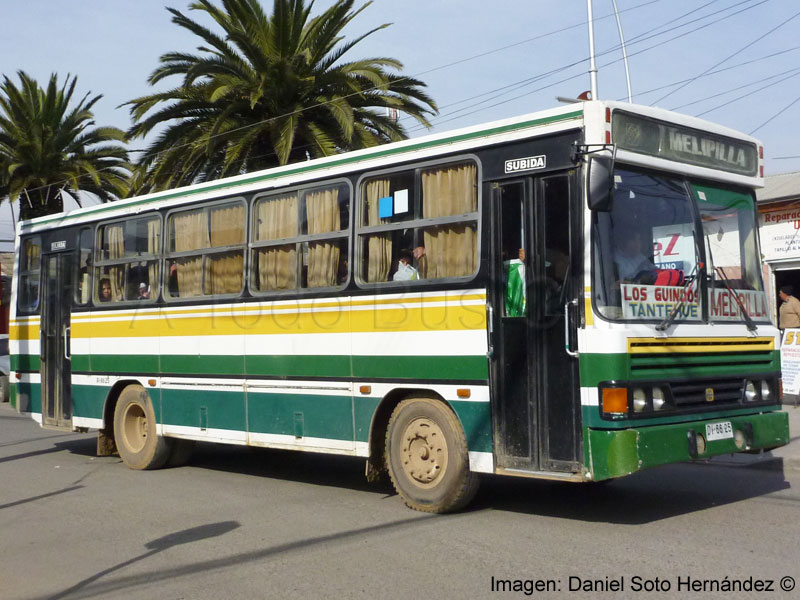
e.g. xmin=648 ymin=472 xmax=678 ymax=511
xmin=113 ymin=384 xmax=172 ymax=470
xmin=385 ymin=397 xmax=479 ymax=513
xmin=166 ymin=439 xmax=196 ymax=467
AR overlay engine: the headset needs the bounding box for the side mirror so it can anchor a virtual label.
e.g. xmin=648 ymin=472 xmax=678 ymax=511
xmin=587 ymin=154 xmax=615 ymax=212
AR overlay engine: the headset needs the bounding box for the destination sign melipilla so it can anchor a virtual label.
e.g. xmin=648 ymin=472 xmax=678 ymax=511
xmin=612 ymin=111 xmax=758 ymax=176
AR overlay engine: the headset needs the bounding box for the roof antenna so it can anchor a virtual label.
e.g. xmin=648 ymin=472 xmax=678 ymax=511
xmin=611 ymin=0 xmax=633 ymax=102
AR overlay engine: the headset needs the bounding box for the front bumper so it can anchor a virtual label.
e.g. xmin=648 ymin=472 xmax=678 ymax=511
xmin=587 ymin=410 xmax=789 ymax=481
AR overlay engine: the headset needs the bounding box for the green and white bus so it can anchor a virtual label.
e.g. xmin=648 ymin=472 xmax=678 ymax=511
xmin=10 ymin=101 xmax=790 ymax=512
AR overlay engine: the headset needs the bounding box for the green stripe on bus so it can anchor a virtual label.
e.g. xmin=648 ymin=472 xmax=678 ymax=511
xmin=352 ymin=355 xmax=488 ymax=381
xmin=247 ymin=392 xmax=353 ymax=440
xmin=11 ymin=354 xmax=40 ymax=372
xmin=161 ymin=388 xmax=246 ymax=433
xmin=246 ymin=355 xmax=350 ymax=378
xmin=22 ymin=110 xmax=582 ymax=229
xmin=91 ymin=354 xmax=161 ymax=374
xmin=53 ymin=353 xmax=488 ymax=380
xmin=579 ymin=351 xmax=779 ymax=386
xmin=72 ymin=384 xmax=107 ymax=421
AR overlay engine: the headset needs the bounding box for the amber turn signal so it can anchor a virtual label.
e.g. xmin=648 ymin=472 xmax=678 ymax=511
xmin=602 ymin=387 xmax=628 ymax=414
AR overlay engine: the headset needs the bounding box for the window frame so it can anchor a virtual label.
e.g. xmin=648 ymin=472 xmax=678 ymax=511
xmin=163 ymin=196 xmax=248 ymax=303
xmin=17 ymin=235 xmax=42 ymax=314
xmin=73 ymin=226 xmax=95 ymax=307
xmin=354 ymin=155 xmax=482 ymax=289
xmin=93 ymin=213 xmax=163 ymax=306
xmin=248 ymin=178 xmax=352 ymax=297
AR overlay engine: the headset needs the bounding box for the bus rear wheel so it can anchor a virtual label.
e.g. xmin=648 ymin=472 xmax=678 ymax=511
xmin=114 ymin=384 xmax=171 ymax=470
xmin=385 ymin=397 xmax=478 ymax=513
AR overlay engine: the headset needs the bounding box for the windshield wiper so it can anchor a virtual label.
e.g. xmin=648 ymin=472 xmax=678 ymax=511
xmin=705 ymin=233 xmax=757 ymax=332
xmin=712 ymin=264 xmax=757 ymax=332
xmin=656 ymin=264 xmax=698 ymax=332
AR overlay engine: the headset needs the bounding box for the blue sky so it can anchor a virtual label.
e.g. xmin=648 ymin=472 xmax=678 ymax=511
xmin=1 ymin=0 xmax=799 ymax=242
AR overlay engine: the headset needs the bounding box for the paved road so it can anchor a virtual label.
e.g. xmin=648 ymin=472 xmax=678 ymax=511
xmin=1 ymin=403 xmax=799 ymax=600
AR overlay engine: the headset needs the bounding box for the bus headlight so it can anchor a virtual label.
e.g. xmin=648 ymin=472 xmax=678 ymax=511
xmin=633 ymin=388 xmax=647 ymax=413
xmin=652 ymin=387 xmax=666 ymax=411
xmin=761 ymin=381 xmax=773 ymax=403
xmin=744 ymin=380 xmax=758 ymax=402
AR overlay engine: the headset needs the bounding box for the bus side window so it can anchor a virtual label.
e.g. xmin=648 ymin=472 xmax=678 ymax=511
xmin=74 ymin=227 xmax=93 ymax=306
xmin=166 ymin=201 xmax=246 ymax=299
xmin=18 ymin=237 xmax=42 ymax=312
xmin=250 ymin=183 xmax=350 ymax=294
xmin=95 ymin=216 xmax=161 ymax=304
xmin=359 ymin=162 xmax=478 ymax=285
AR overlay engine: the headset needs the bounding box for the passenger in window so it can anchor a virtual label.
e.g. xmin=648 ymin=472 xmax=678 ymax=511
xmin=614 ymin=232 xmax=656 ymax=284
xmin=337 ymin=258 xmax=349 ymax=285
xmin=168 ymin=263 xmax=179 ymax=296
xmin=393 ymin=250 xmax=419 ymax=281
xmin=99 ymin=279 xmax=112 ymax=302
xmin=137 ymin=282 xmax=150 ymax=300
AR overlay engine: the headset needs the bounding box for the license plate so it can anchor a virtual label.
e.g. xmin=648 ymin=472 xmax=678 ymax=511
xmin=706 ymin=421 xmax=733 ymax=441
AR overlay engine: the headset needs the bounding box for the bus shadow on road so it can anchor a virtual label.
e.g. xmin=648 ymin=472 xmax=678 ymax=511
xmin=36 ymin=438 xmax=791 ymax=524
xmin=470 ymin=463 xmax=791 ymax=523
xmin=183 ymin=442 xmax=392 ymax=496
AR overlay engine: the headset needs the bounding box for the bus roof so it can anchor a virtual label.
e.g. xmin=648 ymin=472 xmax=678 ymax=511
xmin=18 ymin=100 xmax=763 ymax=233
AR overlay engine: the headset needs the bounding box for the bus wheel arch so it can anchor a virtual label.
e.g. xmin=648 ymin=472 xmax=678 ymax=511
xmin=97 ymin=379 xmax=145 ymax=457
xmin=369 ymin=390 xmax=479 ymax=513
xmin=113 ymin=383 xmax=172 ymax=470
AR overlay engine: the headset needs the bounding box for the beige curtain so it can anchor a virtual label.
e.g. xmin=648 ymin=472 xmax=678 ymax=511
xmin=173 ymin=210 xmax=210 ymax=297
xmin=209 ymin=204 xmax=245 ymax=294
xmin=80 ymin=273 xmax=90 ymax=304
xmin=25 ymin=239 xmax=41 ymax=271
xmin=365 ymin=179 xmax=391 ymax=282
xmin=306 ymin=188 xmax=341 ymax=288
xmin=147 ymin=219 xmax=160 ymax=296
xmin=422 ymin=164 xmax=478 ymax=278
xmin=257 ymin=194 xmax=298 ymax=290
xmin=107 ymin=225 xmax=125 ymax=300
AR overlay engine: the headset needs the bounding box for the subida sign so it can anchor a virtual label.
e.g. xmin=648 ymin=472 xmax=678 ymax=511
xmin=505 ymin=155 xmax=546 ymax=174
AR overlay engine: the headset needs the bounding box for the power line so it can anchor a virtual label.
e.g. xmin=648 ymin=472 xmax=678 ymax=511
xmin=629 ymin=44 xmax=800 ymax=101
xmin=694 ymin=69 xmax=800 ymax=117
xmin=7 ymin=0 xmax=669 ymax=198
xmin=670 ymin=66 xmax=800 ymax=111
xmin=651 ymin=4 xmax=799 ymax=105
xmin=750 ymin=93 xmax=800 ymax=134
xmin=406 ymin=0 xmax=772 ymax=133
xmin=3 ymin=0 xmax=791 ymax=199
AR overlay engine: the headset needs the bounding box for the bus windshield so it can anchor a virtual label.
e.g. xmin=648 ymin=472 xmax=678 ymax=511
xmin=592 ymin=168 xmax=769 ymax=324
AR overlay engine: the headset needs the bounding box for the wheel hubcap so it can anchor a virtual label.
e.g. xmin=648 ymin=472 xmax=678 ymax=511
xmin=400 ymin=417 xmax=448 ymax=487
xmin=122 ymin=403 xmax=148 ymax=453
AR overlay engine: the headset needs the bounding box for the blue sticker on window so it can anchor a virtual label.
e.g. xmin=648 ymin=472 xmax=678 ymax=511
xmin=378 ymin=196 xmax=394 ymax=219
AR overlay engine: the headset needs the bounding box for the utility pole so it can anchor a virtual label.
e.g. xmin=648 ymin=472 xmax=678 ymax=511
xmin=586 ymin=0 xmax=599 ymax=100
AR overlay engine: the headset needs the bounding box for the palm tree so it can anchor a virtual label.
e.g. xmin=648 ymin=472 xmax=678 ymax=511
xmin=0 ymin=71 xmax=130 ymax=221
xmin=125 ymin=0 xmax=437 ymax=191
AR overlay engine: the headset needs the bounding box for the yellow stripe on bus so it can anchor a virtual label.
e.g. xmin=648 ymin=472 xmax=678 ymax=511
xmin=64 ymin=304 xmax=487 ymax=338
xmin=627 ymin=337 xmax=774 ymax=354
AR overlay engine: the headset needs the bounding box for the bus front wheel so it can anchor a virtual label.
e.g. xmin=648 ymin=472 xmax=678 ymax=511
xmin=114 ymin=384 xmax=172 ymax=470
xmin=385 ymin=397 xmax=478 ymax=513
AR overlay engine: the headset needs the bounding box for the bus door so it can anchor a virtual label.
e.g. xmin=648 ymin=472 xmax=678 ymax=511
xmin=40 ymin=244 xmax=75 ymax=429
xmin=490 ymin=173 xmax=581 ymax=473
